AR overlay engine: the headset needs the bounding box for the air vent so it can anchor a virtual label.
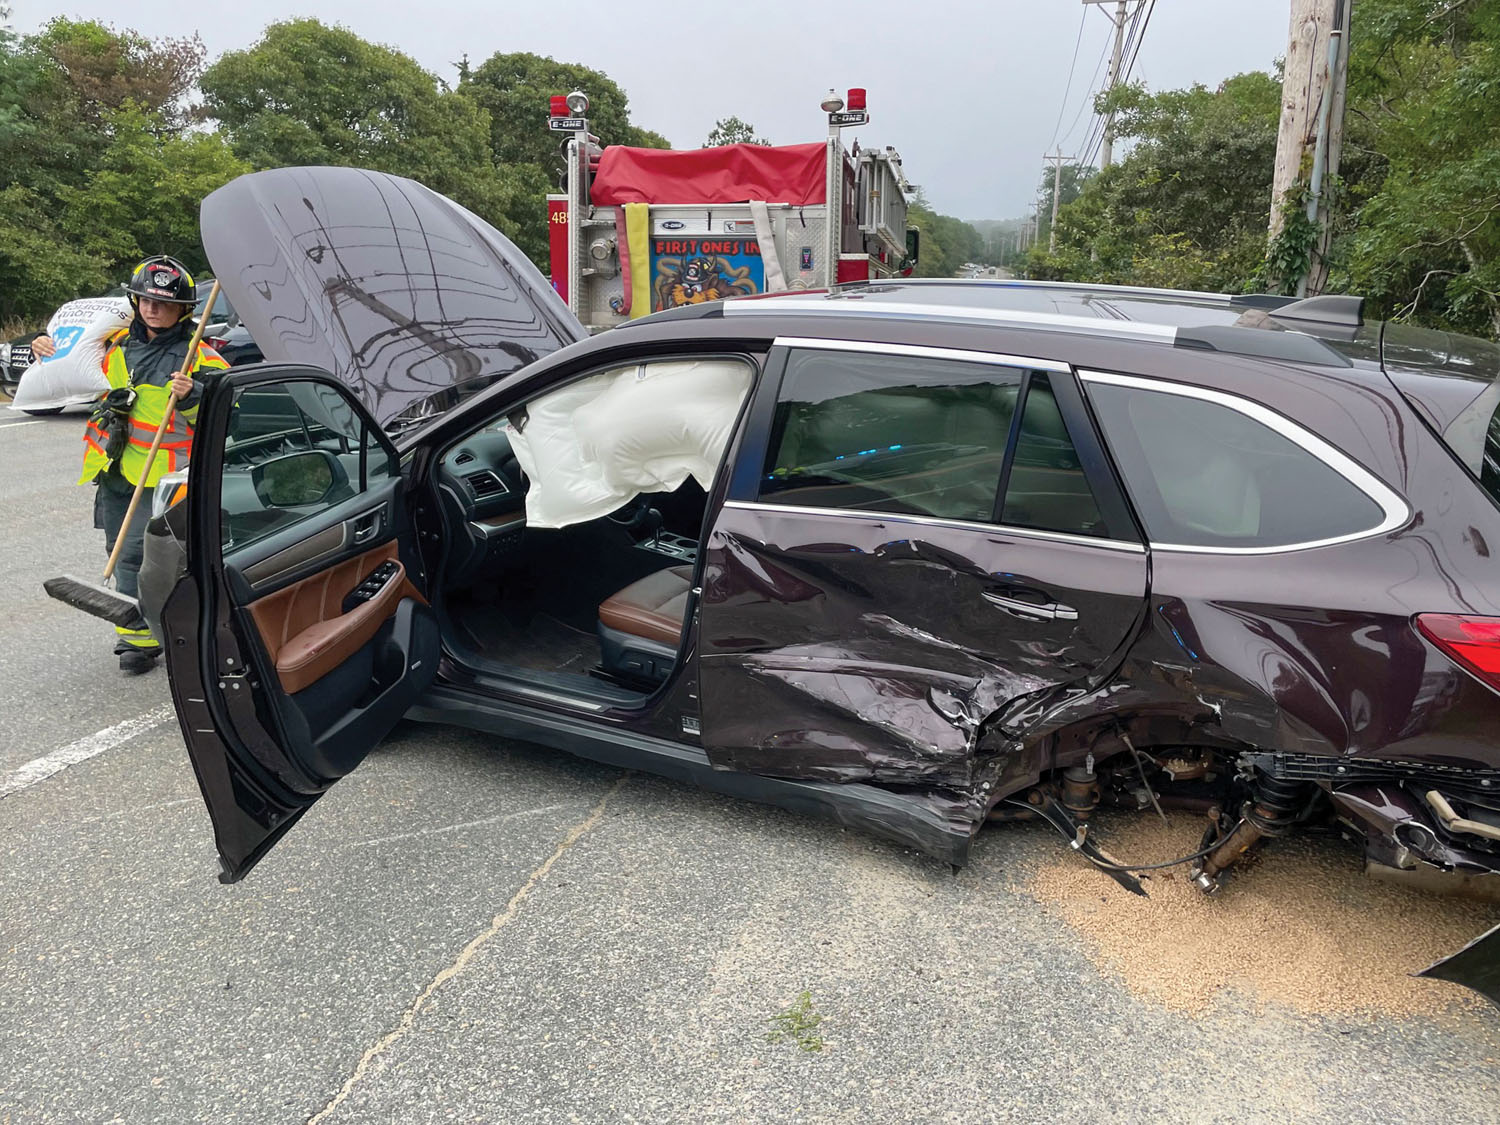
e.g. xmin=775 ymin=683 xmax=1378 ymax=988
xmin=465 ymin=470 xmax=508 ymax=498
xmin=453 ymin=450 xmax=475 ymax=466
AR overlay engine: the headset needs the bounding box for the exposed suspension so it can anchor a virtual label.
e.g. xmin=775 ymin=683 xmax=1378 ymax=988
xmin=1190 ymin=766 xmax=1310 ymax=894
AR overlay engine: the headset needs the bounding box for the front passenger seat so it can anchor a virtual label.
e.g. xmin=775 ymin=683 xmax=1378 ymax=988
xmin=597 ymin=566 xmax=694 ymax=684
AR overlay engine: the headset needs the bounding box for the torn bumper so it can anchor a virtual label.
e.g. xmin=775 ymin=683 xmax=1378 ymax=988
xmin=1418 ymin=923 xmax=1500 ymax=1011
xmin=1329 ymin=782 xmax=1500 ymax=878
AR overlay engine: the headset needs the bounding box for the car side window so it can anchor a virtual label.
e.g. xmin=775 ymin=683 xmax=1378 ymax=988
xmin=1000 ymin=373 xmax=1110 ymax=537
xmin=221 ymin=380 xmax=396 ymax=551
xmin=759 ymin=349 xmax=1023 ymax=522
xmin=1087 ymin=379 xmax=1387 ymax=549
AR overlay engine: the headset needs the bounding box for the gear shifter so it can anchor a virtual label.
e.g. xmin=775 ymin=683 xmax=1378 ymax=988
xmin=635 ymin=506 xmax=663 ymax=548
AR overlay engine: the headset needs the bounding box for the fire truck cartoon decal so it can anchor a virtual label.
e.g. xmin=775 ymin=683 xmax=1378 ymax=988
xmin=651 ymin=238 xmax=763 ymax=311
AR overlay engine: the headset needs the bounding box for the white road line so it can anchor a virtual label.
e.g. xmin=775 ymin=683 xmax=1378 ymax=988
xmin=0 ymin=706 xmax=174 ymax=798
xmin=307 ymin=778 xmax=625 ymax=1125
xmin=346 ymin=803 xmax=575 ymax=848
xmin=0 ymin=420 xmax=44 ymax=430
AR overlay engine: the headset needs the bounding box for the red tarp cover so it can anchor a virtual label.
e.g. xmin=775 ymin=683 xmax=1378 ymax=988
xmin=591 ymin=142 xmax=827 ymax=207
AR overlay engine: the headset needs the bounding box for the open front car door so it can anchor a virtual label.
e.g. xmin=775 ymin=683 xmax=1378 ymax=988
xmin=160 ymin=365 xmax=439 ymax=882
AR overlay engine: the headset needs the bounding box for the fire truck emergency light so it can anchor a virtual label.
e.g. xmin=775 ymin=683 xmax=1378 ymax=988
xmin=566 ymin=90 xmax=590 ymax=116
xmin=549 ymin=95 xmax=569 ymax=117
xmin=847 ymin=88 xmax=866 ymax=111
xmin=819 ymin=89 xmax=844 ymax=114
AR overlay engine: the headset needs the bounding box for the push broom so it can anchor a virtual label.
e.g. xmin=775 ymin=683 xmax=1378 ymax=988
xmin=43 ymin=281 xmax=221 ymax=626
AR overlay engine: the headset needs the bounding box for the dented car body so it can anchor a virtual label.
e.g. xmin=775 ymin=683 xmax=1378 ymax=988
xmin=154 ymin=169 xmax=1500 ymax=998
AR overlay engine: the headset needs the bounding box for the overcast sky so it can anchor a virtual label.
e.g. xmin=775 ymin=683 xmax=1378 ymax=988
xmin=12 ymin=0 xmax=1291 ymax=220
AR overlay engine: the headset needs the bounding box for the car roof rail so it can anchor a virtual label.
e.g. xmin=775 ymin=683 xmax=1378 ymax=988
xmin=1266 ymin=293 xmax=1365 ymax=328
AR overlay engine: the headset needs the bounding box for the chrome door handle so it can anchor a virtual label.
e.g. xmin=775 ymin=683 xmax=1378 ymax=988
xmin=351 ymin=510 xmax=382 ymax=543
xmin=982 ymin=590 xmax=1078 ymax=621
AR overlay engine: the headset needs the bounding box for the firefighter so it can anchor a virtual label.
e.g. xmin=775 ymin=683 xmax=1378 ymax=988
xmin=32 ymin=255 xmax=228 ymax=673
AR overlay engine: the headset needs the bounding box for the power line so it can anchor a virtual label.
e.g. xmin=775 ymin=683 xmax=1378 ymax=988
xmin=1058 ymin=23 xmax=1115 ymax=152
xmin=1084 ymin=0 xmax=1156 ymax=167
xmin=1048 ymin=7 xmax=1090 ymax=151
xmin=1122 ymin=0 xmax=1158 ymax=86
xmin=1081 ymin=0 xmax=1151 ymax=168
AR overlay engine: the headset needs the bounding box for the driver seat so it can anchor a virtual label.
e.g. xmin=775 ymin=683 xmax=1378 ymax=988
xmin=597 ymin=566 xmax=694 ymax=684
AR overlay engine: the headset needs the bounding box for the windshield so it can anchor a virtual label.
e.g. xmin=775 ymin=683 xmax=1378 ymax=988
xmin=383 ymin=374 xmax=507 ymax=433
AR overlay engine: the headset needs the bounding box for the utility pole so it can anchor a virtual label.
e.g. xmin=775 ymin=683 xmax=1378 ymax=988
xmin=1083 ymin=0 xmax=1139 ymax=168
xmin=1268 ymin=0 xmax=1351 ymax=294
xmin=1044 ymin=150 xmax=1070 ymax=253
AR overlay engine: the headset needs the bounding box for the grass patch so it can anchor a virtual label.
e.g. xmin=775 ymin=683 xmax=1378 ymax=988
xmin=765 ymin=990 xmax=825 ymax=1052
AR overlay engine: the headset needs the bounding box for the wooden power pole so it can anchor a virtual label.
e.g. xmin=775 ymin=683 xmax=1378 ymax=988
xmin=1044 ymin=150 xmax=1070 ymax=253
xmin=1268 ymin=0 xmax=1352 ymax=294
xmin=1083 ymin=0 xmax=1139 ymax=169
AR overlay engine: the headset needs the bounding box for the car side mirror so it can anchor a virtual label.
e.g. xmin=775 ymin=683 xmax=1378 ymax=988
xmin=251 ymin=448 xmax=346 ymax=508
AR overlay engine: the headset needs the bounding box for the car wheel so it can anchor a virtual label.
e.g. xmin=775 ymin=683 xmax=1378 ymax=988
xmin=21 ymin=407 xmax=63 ymax=416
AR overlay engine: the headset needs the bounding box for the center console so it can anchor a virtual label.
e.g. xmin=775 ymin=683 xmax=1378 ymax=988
xmin=637 ymin=531 xmax=697 ymax=563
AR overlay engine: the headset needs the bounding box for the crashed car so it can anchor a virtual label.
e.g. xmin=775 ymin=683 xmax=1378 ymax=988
xmin=140 ymin=167 xmax=1500 ymax=996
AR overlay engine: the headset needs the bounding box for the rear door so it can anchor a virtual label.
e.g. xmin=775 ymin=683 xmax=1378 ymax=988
xmin=160 ymin=365 xmax=439 ymax=882
xmin=698 ymin=339 xmax=1148 ymax=790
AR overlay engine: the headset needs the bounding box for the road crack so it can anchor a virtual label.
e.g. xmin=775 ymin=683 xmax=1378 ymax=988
xmin=306 ymin=777 xmax=627 ymax=1124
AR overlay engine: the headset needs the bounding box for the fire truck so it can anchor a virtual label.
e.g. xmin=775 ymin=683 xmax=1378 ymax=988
xmin=545 ymin=88 xmax=917 ymax=333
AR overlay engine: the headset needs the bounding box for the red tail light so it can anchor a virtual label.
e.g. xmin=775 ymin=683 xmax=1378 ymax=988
xmin=549 ymin=95 xmax=569 ymax=117
xmin=1416 ymin=614 xmax=1500 ymax=691
xmin=203 ymin=336 xmax=228 ymax=351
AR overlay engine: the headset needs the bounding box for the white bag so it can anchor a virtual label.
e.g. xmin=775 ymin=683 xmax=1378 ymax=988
xmin=9 ymin=297 xmax=131 ymax=412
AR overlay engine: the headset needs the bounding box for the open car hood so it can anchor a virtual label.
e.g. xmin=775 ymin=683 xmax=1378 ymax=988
xmin=200 ymin=167 xmax=586 ymax=429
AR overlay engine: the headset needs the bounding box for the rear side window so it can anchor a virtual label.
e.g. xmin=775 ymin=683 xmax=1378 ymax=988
xmin=1001 ymin=374 xmax=1109 ymax=537
xmin=760 ymin=349 xmax=1023 ymax=522
xmin=1088 ymin=379 xmax=1387 ymax=549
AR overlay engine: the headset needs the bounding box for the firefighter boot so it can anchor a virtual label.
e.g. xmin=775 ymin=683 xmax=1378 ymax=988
xmin=115 ymin=624 xmax=162 ymax=675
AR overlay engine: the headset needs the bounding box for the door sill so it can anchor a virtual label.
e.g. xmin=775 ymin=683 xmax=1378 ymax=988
xmin=436 ymin=654 xmax=652 ymax=713
xmin=405 ymin=683 xmax=976 ymax=867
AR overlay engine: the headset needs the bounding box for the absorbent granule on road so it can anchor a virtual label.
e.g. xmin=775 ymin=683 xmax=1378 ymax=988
xmin=1025 ymin=812 xmax=1500 ymax=1019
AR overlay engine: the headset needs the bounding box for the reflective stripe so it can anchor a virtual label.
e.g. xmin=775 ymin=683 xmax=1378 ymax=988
xmin=79 ymin=339 xmax=214 ymax=488
xmin=114 ymin=625 xmax=158 ymax=647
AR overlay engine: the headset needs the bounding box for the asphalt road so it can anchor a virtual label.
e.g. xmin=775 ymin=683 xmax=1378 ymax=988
xmin=3 ymin=406 xmax=1499 ymax=1124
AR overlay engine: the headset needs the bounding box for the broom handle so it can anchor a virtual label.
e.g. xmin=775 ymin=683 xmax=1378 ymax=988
xmin=103 ymin=281 xmax=221 ymax=582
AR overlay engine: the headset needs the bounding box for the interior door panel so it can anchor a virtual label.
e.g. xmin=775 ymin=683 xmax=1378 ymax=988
xmin=225 ymin=482 xmax=437 ymax=779
xmin=246 ymin=540 xmax=426 ymax=693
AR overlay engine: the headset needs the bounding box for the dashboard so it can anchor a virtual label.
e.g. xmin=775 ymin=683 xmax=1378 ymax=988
xmin=437 ymin=428 xmax=529 ymax=585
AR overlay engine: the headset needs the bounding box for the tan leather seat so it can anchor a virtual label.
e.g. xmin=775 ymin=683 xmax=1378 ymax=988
xmin=598 ymin=566 xmax=694 ymax=646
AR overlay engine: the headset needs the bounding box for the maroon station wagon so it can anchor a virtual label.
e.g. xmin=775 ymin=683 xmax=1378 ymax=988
xmin=142 ymin=168 xmax=1500 ymax=999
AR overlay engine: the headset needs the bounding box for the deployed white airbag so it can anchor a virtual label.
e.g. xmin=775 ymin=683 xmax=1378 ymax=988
xmin=506 ymin=358 xmax=753 ymax=529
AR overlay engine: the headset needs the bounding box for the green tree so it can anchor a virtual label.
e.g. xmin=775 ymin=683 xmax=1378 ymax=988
xmin=1341 ymin=0 xmax=1500 ymax=336
xmin=200 ymin=19 xmax=517 ymax=243
xmin=59 ymin=104 xmax=249 ymax=277
xmin=1031 ymin=72 xmax=1282 ymax=292
xmin=460 ymin=51 xmax=668 ymax=262
xmin=32 ymin=17 xmax=204 ymax=129
xmin=1034 ymin=161 xmax=1093 ymax=250
xmin=0 ymin=186 xmax=112 ymax=325
xmin=704 ymin=116 xmax=768 ymax=146
xmin=905 ymin=190 xmax=984 ymax=278
xmin=0 ymin=18 xmax=213 ymax=323
xmin=463 ymin=51 xmax=668 ymax=175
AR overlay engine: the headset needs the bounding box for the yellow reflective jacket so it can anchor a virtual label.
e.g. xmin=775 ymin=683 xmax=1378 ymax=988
xmin=80 ymin=326 xmax=229 ymax=489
